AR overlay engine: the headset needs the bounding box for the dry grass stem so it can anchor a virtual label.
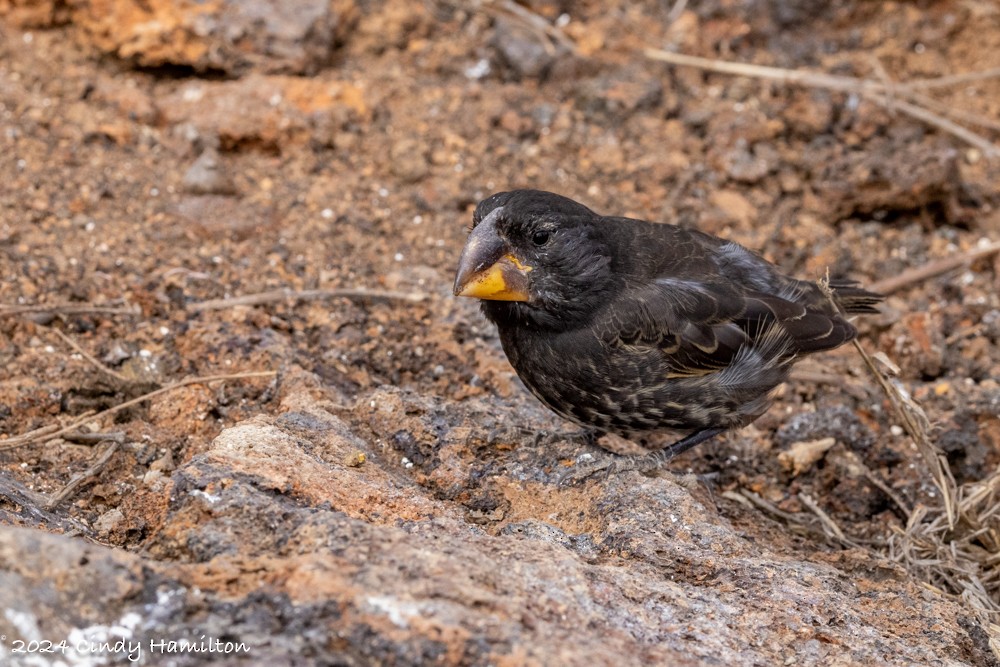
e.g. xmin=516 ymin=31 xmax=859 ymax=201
xmin=732 ymin=488 xmax=802 ymax=524
xmin=910 ymin=91 xmax=1000 ymax=133
xmin=851 ymin=331 xmax=1000 ymax=654
xmin=871 ymin=94 xmax=1000 ymax=160
xmin=0 ymin=423 xmax=64 ymax=450
xmin=188 ymin=287 xmax=427 ymax=312
xmin=43 ymin=441 xmax=121 ymax=510
xmin=643 ymin=49 xmax=1000 ymax=160
xmin=0 ymin=303 xmax=139 ymax=318
xmin=481 ymin=0 xmax=577 ymax=55
xmin=851 ymin=338 xmax=957 ymax=526
xmin=815 ymin=276 xmax=1000 ymax=651
xmin=49 ymin=327 xmax=131 ymax=384
xmin=665 ymin=0 xmax=689 ymax=25
xmin=733 ymin=489 xmax=870 ymax=548
xmin=644 ymin=49 xmax=886 ymax=94
xmin=789 ymin=367 xmax=868 ymax=399
xmin=903 ymin=66 xmax=1000 ymax=91
xmin=62 ymin=431 xmax=127 ymax=445
xmin=840 ymin=450 xmax=913 ymax=521
xmin=868 ymin=241 xmax=1000 ymax=295
xmin=0 ymin=371 xmax=276 ymax=453
xmin=799 ymin=493 xmax=848 ymax=541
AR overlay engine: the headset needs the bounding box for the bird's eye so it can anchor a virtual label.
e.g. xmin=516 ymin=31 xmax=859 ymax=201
xmin=531 ymin=229 xmax=551 ymax=246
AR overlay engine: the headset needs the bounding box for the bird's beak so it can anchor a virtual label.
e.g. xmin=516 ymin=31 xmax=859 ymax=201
xmin=453 ymin=207 xmax=532 ymax=302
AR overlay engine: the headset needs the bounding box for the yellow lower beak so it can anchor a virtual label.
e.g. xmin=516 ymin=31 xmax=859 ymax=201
xmin=454 ymin=205 xmax=533 ymax=302
xmin=455 ymin=254 xmax=532 ymax=301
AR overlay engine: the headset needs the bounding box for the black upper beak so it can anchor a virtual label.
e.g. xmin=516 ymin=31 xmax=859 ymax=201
xmin=453 ymin=207 xmax=532 ymax=302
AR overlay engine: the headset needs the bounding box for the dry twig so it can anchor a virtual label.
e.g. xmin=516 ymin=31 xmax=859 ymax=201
xmin=645 ymin=49 xmax=885 ymax=94
xmin=728 ymin=488 xmax=873 ymax=547
xmin=48 ymin=327 xmax=131 ymax=384
xmin=188 ymin=287 xmax=427 ymax=312
xmin=788 ymin=367 xmax=868 ymax=399
xmin=665 ymin=0 xmax=689 ymax=26
xmin=43 ymin=440 xmax=121 ymax=510
xmin=903 ymin=66 xmax=1000 ymax=91
xmin=870 ymin=94 xmax=1000 ymax=160
xmin=840 ymin=450 xmax=913 ymax=521
xmin=0 ymin=423 xmax=65 ymax=450
xmin=788 ymin=368 xmax=847 ymax=386
xmin=63 ymin=431 xmax=127 ymax=445
xmin=727 ymin=488 xmax=803 ymax=524
xmin=481 ymin=0 xmax=577 ymax=55
xmin=868 ymin=240 xmax=1000 ymax=295
xmin=643 ymin=49 xmax=1000 ymax=159
xmin=799 ymin=493 xmax=851 ymax=544
xmin=910 ymin=91 xmax=1000 ymax=133
xmin=944 ymin=322 xmax=985 ymax=346
xmin=0 ymin=303 xmax=138 ymax=318
xmin=0 ymin=371 xmax=275 ymax=453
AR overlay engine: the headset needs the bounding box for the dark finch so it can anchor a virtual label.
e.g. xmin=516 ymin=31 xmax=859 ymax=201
xmin=453 ymin=190 xmax=882 ymax=475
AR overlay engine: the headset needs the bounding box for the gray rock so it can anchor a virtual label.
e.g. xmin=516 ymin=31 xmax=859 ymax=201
xmin=72 ymin=0 xmax=348 ymax=75
xmin=0 ymin=378 xmax=989 ymax=666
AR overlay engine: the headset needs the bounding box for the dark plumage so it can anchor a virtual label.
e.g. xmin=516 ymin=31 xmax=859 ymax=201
xmin=453 ymin=189 xmax=882 ymax=476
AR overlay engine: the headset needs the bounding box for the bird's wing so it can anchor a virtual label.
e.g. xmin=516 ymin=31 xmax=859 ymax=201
xmin=596 ymin=277 xmax=854 ymax=377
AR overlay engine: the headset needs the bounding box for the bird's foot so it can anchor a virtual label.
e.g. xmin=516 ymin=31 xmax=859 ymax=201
xmin=556 ymin=427 xmax=727 ymax=486
xmin=558 ymin=450 xmax=670 ymax=487
xmin=557 ymin=453 xmax=616 ymax=487
xmin=532 ymin=427 xmax=597 ymax=449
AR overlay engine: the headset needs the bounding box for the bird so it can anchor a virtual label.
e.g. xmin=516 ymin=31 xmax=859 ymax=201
xmin=452 ymin=189 xmax=882 ymax=480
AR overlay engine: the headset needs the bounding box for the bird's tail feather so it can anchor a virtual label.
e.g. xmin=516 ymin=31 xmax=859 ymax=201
xmin=829 ymin=279 xmax=884 ymax=314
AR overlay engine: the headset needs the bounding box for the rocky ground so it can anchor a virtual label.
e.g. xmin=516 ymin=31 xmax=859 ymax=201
xmin=1 ymin=1 xmax=1000 ymax=665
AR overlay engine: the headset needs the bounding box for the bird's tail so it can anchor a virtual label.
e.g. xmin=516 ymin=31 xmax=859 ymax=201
xmin=829 ymin=279 xmax=884 ymax=314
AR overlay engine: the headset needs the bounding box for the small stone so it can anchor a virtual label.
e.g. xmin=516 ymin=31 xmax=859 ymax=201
xmin=150 ymin=450 xmax=175 ymax=473
xmin=95 ymin=508 xmax=124 ymax=536
xmin=491 ymin=17 xmax=558 ymax=79
xmin=143 ymin=469 xmax=164 ymax=486
xmin=389 ymin=138 xmax=429 ymax=183
xmin=182 ymin=147 xmax=237 ymax=196
xmin=575 ymin=65 xmax=663 ymax=116
xmin=720 ymin=143 xmax=773 ymax=183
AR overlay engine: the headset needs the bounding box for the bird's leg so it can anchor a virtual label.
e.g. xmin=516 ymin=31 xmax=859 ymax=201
xmin=558 ymin=427 xmax=726 ymax=486
xmin=656 ymin=427 xmax=726 ymax=460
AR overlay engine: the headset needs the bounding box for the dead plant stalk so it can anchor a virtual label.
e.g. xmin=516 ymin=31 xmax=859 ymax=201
xmin=643 ymin=49 xmax=1000 ymax=160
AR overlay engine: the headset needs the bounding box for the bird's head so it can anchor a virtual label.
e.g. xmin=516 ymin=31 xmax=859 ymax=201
xmin=453 ymin=190 xmax=615 ymax=329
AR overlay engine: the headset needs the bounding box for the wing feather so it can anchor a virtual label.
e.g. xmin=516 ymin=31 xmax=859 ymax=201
xmin=598 ymin=275 xmax=856 ymax=376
